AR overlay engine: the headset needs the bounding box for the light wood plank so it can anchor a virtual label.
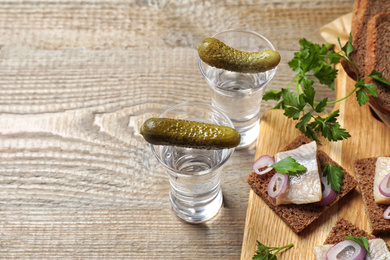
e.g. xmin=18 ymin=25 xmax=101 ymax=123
xmin=241 ymin=64 xmax=390 ymax=259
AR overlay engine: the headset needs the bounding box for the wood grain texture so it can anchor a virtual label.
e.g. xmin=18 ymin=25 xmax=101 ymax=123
xmin=241 ymin=64 xmax=390 ymax=259
xmin=0 ymin=0 xmax=356 ymax=259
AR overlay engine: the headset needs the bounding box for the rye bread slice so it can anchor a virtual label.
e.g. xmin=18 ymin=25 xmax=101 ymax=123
xmin=247 ymin=135 xmax=358 ymax=233
xmin=342 ymin=0 xmax=390 ymax=81
xmin=323 ymin=218 xmax=375 ymax=245
xmin=365 ymin=13 xmax=390 ymax=117
xmin=316 ymin=218 xmax=390 ymax=258
xmin=354 ymin=157 xmax=390 ymax=234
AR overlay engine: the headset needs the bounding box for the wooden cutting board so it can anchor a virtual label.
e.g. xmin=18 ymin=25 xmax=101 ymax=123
xmin=240 ymin=63 xmax=390 ymax=259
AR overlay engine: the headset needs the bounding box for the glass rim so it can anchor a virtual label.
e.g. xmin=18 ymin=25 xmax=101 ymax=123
xmin=150 ymin=101 xmax=235 ymax=176
xmin=198 ymin=29 xmax=278 ymax=90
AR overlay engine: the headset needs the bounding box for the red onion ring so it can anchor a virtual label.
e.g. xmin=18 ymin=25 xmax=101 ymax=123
xmin=314 ymin=175 xmax=337 ymax=206
xmin=267 ymin=172 xmax=288 ymax=198
xmin=326 ymin=240 xmax=366 ymax=260
xmin=379 ymin=173 xmax=390 ymax=197
xmin=384 ymin=205 xmax=390 ymax=220
xmin=252 ymin=155 xmax=275 ymax=175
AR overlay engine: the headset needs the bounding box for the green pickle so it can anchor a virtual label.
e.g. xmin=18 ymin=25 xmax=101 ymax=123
xmin=198 ymin=37 xmax=281 ymax=73
xmin=140 ymin=118 xmax=240 ymax=149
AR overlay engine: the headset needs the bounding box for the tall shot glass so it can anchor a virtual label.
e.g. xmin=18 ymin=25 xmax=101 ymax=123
xmin=151 ymin=102 xmax=235 ymax=223
xmin=198 ymin=29 xmax=278 ymax=148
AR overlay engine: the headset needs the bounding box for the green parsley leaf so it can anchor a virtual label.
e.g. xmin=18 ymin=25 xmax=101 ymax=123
xmin=296 ymin=111 xmax=313 ymax=132
xmin=354 ymin=79 xmax=379 ymax=106
xmin=366 ymin=70 xmax=390 ymax=85
xmin=356 ymin=89 xmax=370 ymax=106
xmin=326 ymin=50 xmax=343 ymax=64
xmin=323 ymin=109 xmax=339 ymax=123
xmin=302 ymin=84 xmax=315 ymax=107
xmin=288 ymin=53 xmax=301 ymax=73
xmin=271 ymin=156 xmax=307 ymax=174
xmin=314 ymin=97 xmax=328 ymax=113
xmin=309 ymin=110 xmax=351 ymax=141
xmin=284 ymin=107 xmax=301 ymax=120
xmin=303 ymin=124 xmax=318 ymax=141
xmin=322 ymin=163 xmax=344 ymax=193
xmin=263 ymin=89 xmax=283 ymax=101
xmin=282 ymin=89 xmax=300 ymax=107
xmin=253 ymin=240 xmax=294 ymax=260
xmin=364 ymin=83 xmax=379 ymax=97
xmin=263 ymin=35 xmax=390 ymax=142
xmin=314 ymin=63 xmax=338 ymax=87
xmin=339 ymin=34 xmax=354 ymax=56
xmin=252 ymin=254 xmax=269 ymax=260
xmin=330 ymin=122 xmax=350 ymax=141
xmin=298 ymin=76 xmax=314 ymax=89
xmin=344 ymin=236 xmax=370 ymax=256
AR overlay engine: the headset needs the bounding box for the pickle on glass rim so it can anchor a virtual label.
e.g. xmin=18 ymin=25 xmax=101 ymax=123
xmin=198 ymin=37 xmax=281 ymax=73
xmin=140 ymin=118 xmax=240 ymax=149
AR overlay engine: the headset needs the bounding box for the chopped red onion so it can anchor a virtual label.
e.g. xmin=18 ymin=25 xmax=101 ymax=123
xmin=326 ymin=240 xmax=366 ymax=260
xmin=379 ymin=173 xmax=390 ymax=197
xmin=267 ymin=172 xmax=288 ymax=198
xmin=253 ymin=155 xmax=275 ymax=175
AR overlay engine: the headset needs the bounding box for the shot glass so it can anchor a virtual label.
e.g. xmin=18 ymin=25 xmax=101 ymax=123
xmin=198 ymin=29 xmax=278 ymax=148
xmin=151 ymin=102 xmax=235 ymax=223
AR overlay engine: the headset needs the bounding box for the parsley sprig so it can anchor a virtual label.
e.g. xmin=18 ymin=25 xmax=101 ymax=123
xmin=253 ymin=240 xmax=294 ymax=260
xmin=271 ymin=156 xmax=307 ymax=175
xmin=322 ymin=163 xmax=344 ymax=193
xmin=263 ymin=34 xmax=390 ymax=142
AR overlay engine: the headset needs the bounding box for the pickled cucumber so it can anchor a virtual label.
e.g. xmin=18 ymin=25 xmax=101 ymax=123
xmin=198 ymin=37 xmax=281 ymax=73
xmin=140 ymin=118 xmax=240 ymax=149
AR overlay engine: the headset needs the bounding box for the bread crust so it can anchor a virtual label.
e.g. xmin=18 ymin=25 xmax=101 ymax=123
xmin=321 ymin=218 xmax=390 ymax=252
xmin=365 ymin=12 xmax=390 ymax=117
xmin=342 ymin=0 xmax=370 ymax=80
xmin=247 ymin=135 xmax=358 ymax=233
xmin=323 ymin=218 xmax=375 ymax=245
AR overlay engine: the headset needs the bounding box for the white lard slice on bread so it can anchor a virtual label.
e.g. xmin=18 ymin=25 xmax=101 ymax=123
xmin=274 ymin=141 xmax=322 ymax=205
xmin=374 ymin=157 xmax=390 ymax=204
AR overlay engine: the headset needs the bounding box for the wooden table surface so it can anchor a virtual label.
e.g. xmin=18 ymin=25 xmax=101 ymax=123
xmin=0 ymin=1 xmax=356 ymax=259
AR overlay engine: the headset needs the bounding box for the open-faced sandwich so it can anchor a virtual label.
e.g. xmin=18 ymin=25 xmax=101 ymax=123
xmin=247 ymin=135 xmax=358 ymax=233
xmin=313 ymin=218 xmax=390 ymax=259
xmin=354 ymin=156 xmax=390 ymax=234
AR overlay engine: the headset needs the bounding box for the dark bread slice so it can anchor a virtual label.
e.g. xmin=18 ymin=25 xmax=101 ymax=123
xmin=319 ymin=218 xmax=390 ymax=256
xmin=247 ymin=135 xmax=358 ymax=233
xmin=354 ymin=157 xmax=390 ymax=234
xmin=341 ymin=0 xmax=362 ymax=81
xmin=365 ymin=13 xmax=390 ymax=117
xmin=342 ymin=0 xmax=390 ymax=81
xmin=323 ymin=218 xmax=375 ymax=245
